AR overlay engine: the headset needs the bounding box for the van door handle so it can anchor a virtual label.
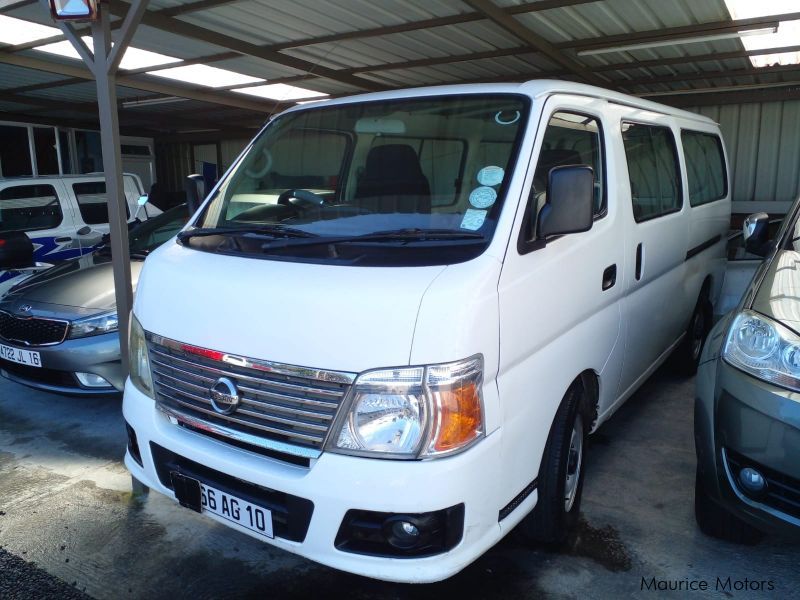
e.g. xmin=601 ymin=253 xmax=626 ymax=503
xmin=602 ymin=264 xmax=617 ymax=290
xmin=635 ymin=243 xmax=643 ymax=281
xmin=54 ymin=236 xmax=72 ymax=244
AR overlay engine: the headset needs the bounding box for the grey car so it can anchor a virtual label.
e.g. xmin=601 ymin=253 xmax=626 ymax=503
xmin=696 ymin=207 xmax=800 ymax=543
xmin=0 ymin=204 xmax=188 ymax=395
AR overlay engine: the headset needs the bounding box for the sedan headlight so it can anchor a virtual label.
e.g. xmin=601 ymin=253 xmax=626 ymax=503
xmin=329 ymin=355 xmax=484 ymax=459
xmin=129 ymin=314 xmax=154 ymax=398
xmin=723 ymin=310 xmax=800 ymax=391
xmin=68 ymin=311 xmax=118 ymax=339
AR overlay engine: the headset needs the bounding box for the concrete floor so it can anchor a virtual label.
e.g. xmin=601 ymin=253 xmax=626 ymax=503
xmin=0 ymin=368 xmax=797 ymax=599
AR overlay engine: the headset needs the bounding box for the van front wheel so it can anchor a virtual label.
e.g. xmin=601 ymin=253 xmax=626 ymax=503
xmin=674 ymin=297 xmax=711 ymax=375
xmin=518 ymin=383 xmax=587 ymax=545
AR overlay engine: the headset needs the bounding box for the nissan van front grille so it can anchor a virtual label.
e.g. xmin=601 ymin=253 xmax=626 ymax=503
xmin=0 ymin=310 xmax=69 ymax=346
xmin=146 ymin=334 xmax=355 ymax=461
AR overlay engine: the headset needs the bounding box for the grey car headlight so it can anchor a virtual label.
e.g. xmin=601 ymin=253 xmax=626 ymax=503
xmin=723 ymin=310 xmax=800 ymax=391
xmin=68 ymin=311 xmax=119 ymax=339
xmin=129 ymin=314 xmax=154 ymax=399
xmin=328 ymin=355 xmax=484 ymax=459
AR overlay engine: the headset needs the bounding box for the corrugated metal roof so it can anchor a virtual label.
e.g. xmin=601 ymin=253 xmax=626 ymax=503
xmin=1 ymin=0 xmax=799 ymax=137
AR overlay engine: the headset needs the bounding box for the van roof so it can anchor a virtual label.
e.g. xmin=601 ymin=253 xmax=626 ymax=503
xmin=284 ymin=79 xmax=716 ymax=127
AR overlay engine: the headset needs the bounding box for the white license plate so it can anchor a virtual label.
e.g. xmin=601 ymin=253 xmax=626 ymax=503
xmin=0 ymin=343 xmax=41 ymax=368
xmin=200 ymin=483 xmax=273 ymax=539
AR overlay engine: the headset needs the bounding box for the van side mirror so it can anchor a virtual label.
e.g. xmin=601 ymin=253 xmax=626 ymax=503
xmin=536 ymin=165 xmax=594 ymax=239
xmin=743 ymin=212 xmax=771 ymax=256
xmin=185 ymin=174 xmax=206 ymax=214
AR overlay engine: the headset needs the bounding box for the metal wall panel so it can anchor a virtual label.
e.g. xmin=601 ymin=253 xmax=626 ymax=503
xmin=687 ymin=101 xmax=800 ymax=208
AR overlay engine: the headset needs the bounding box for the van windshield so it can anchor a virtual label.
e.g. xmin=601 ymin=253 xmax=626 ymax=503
xmin=188 ymin=94 xmax=529 ymax=266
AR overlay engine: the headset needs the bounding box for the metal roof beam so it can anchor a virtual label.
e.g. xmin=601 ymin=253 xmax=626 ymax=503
xmin=617 ymin=64 xmax=800 ymax=88
xmin=593 ymin=45 xmax=800 ymax=73
xmin=565 ymin=12 xmax=800 ymax=53
xmin=0 ymin=51 xmax=273 ymax=112
xmin=261 ymin=0 xmax=601 ymax=52
xmin=157 ymin=0 xmax=243 ymax=17
xmin=461 ymin=0 xmax=606 ymax=86
xmin=107 ymin=0 xmax=384 ymax=91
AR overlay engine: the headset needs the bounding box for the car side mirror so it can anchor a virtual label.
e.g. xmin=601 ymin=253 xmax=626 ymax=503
xmin=536 ymin=165 xmax=594 ymax=239
xmin=185 ymin=174 xmax=206 ymax=214
xmin=743 ymin=212 xmax=771 ymax=256
xmin=77 ymin=225 xmax=91 ymax=235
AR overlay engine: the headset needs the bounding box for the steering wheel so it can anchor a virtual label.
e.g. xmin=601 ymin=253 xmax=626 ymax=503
xmin=277 ymin=189 xmax=326 ymax=209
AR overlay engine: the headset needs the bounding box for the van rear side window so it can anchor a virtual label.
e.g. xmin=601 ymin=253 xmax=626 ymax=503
xmin=0 ymin=184 xmax=62 ymax=233
xmin=622 ymin=123 xmax=682 ymax=222
xmin=73 ymin=181 xmax=130 ymax=225
xmin=681 ymin=131 xmax=727 ymax=206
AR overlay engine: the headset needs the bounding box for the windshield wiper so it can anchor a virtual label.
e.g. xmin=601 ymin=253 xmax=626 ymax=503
xmin=178 ymin=225 xmax=318 ymax=243
xmin=259 ymin=228 xmax=486 ymax=250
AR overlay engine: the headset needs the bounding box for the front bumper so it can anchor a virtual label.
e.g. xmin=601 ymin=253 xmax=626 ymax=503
xmin=123 ymin=380 xmax=516 ymax=583
xmin=0 ymin=332 xmax=122 ymax=395
xmin=695 ymin=350 xmax=800 ymax=536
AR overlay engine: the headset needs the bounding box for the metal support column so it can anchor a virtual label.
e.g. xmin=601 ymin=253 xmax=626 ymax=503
xmin=43 ymin=0 xmax=150 ymax=376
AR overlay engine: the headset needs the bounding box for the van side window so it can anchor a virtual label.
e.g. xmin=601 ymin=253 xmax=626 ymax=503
xmin=622 ymin=123 xmax=682 ymax=222
xmin=73 ymin=181 xmax=130 ymax=225
xmin=0 ymin=184 xmax=62 ymax=233
xmin=522 ymin=111 xmax=605 ymax=243
xmin=681 ymin=131 xmax=727 ymax=206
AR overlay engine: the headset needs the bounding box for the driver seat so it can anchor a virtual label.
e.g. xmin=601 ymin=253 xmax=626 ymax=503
xmin=355 ymin=144 xmax=431 ymax=213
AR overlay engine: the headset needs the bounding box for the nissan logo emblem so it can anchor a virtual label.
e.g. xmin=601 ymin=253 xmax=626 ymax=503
xmin=209 ymin=377 xmax=240 ymax=415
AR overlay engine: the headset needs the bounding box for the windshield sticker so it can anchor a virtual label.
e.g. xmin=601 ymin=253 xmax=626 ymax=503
xmin=477 ymin=166 xmax=505 ymax=187
xmin=461 ymin=209 xmax=487 ymax=231
xmin=469 ymin=186 xmax=497 ymax=209
xmin=495 ymin=110 xmax=520 ymax=125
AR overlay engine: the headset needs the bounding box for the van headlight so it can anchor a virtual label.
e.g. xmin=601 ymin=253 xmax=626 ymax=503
xmin=129 ymin=314 xmax=154 ymax=398
xmin=68 ymin=311 xmax=118 ymax=339
xmin=723 ymin=310 xmax=800 ymax=391
xmin=328 ymin=355 xmax=484 ymax=459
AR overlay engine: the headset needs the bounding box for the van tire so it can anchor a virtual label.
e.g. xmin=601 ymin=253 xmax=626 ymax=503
xmin=518 ymin=382 xmax=586 ymax=545
xmin=674 ymin=296 xmax=711 ymax=376
xmin=694 ymin=469 xmax=761 ymax=545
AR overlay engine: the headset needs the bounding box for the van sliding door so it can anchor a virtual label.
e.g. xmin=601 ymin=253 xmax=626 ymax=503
xmin=617 ymin=120 xmax=689 ymax=397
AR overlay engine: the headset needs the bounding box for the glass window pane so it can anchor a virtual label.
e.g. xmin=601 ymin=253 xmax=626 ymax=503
xmin=622 ymin=123 xmax=682 ymax=222
xmin=59 ymin=129 xmax=73 ymax=174
xmin=73 ymin=181 xmax=109 ymax=224
xmin=0 ymin=125 xmax=33 ymax=177
xmin=34 ymin=127 xmax=59 ymax=175
xmin=75 ymin=130 xmax=103 ymax=173
xmin=0 ymin=184 xmax=62 ymax=232
xmin=681 ymin=131 xmax=727 ymax=206
xmin=525 ymin=111 xmax=605 ymax=240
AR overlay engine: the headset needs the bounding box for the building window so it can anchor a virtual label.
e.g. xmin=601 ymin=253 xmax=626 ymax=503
xmin=0 ymin=125 xmax=33 ymax=177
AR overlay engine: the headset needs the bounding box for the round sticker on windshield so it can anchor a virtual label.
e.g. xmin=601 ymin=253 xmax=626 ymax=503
xmin=477 ymin=166 xmax=505 ymax=187
xmin=469 ymin=186 xmax=497 ymax=209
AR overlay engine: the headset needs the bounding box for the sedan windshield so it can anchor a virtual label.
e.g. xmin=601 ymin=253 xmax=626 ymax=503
xmin=189 ymin=94 xmax=529 ymax=266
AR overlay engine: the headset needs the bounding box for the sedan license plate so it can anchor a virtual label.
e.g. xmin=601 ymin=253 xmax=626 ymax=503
xmin=200 ymin=482 xmax=274 ymax=539
xmin=0 ymin=343 xmax=41 ymax=368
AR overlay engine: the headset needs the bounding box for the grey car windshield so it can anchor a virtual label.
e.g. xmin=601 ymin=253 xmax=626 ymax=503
xmin=189 ymin=94 xmax=529 ymax=266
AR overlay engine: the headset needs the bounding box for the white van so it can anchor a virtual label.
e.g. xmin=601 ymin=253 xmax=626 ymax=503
xmin=0 ymin=172 xmax=160 ymax=294
xmin=123 ymin=81 xmax=730 ymax=582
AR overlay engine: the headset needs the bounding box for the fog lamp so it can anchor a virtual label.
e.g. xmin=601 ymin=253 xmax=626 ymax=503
xmin=75 ymin=372 xmax=112 ymax=388
xmin=739 ymin=467 xmax=767 ymax=496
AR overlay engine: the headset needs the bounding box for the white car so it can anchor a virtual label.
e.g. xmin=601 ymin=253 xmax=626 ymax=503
xmin=122 ymin=81 xmax=730 ymax=582
xmin=0 ymin=172 xmax=160 ymax=293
